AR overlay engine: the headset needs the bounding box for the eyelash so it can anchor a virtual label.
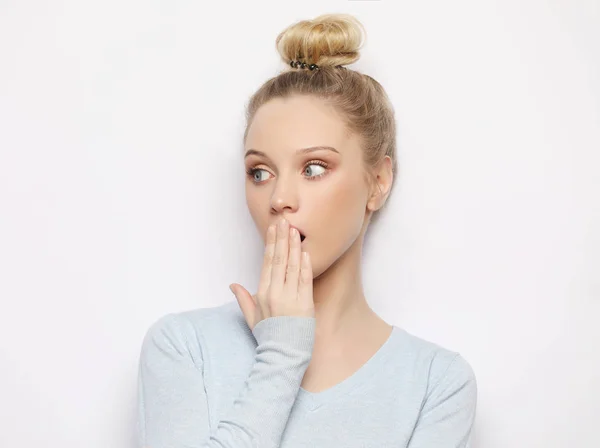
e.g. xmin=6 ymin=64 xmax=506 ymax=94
xmin=245 ymin=160 xmax=330 ymax=184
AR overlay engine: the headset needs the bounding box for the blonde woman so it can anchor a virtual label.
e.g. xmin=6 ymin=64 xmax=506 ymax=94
xmin=137 ymin=13 xmax=477 ymax=448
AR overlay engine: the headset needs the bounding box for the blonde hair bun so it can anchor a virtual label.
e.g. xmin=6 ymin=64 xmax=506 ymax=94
xmin=276 ymin=13 xmax=366 ymax=69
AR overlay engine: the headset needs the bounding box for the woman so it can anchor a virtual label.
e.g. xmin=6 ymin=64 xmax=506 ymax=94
xmin=137 ymin=13 xmax=477 ymax=448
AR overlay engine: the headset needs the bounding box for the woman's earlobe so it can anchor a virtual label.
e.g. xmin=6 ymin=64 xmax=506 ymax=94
xmin=367 ymin=185 xmax=386 ymax=212
xmin=367 ymin=163 xmax=393 ymax=212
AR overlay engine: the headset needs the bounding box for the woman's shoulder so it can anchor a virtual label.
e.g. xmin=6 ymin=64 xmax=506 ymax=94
xmin=140 ymin=300 xmax=253 ymax=364
xmin=391 ymin=326 xmax=477 ymax=386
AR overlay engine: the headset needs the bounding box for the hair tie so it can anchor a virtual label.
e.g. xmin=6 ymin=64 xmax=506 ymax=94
xmin=290 ymin=60 xmax=319 ymax=70
xmin=289 ymin=60 xmax=346 ymax=70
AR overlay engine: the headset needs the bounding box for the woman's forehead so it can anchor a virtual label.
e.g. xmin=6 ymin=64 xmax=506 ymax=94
xmin=247 ymin=98 xmax=350 ymax=149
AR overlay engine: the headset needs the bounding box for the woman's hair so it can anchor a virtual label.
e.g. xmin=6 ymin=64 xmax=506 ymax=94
xmin=243 ymin=13 xmax=398 ymax=224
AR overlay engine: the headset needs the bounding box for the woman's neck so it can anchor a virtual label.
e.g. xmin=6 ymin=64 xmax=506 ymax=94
xmin=311 ymin=235 xmax=379 ymax=340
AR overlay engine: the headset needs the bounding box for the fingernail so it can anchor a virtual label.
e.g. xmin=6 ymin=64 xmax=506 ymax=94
xmin=229 ymin=285 xmax=235 ymax=294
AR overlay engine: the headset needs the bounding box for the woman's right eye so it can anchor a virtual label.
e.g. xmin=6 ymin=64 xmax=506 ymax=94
xmin=247 ymin=168 xmax=271 ymax=183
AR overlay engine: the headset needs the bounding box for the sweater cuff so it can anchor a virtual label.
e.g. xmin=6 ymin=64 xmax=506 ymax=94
xmin=252 ymin=315 xmax=316 ymax=353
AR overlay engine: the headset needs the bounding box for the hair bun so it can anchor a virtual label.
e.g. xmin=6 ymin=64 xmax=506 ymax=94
xmin=276 ymin=13 xmax=366 ymax=69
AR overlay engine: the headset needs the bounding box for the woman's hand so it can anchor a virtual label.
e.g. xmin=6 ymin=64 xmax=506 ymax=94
xmin=230 ymin=218 xmax=315 ymax=331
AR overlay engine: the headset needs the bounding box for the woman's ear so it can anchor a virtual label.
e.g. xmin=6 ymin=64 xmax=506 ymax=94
xmin=366 ymin=156 xmax=393 ymax=212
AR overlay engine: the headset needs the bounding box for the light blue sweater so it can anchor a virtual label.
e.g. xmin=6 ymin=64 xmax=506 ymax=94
xmin=136 ymin=300 xmax=477 ymax=447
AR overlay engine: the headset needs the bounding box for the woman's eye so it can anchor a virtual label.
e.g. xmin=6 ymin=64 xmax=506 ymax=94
xmin=304 ymin=164 xmax=326 ymax=178
xmin=250 ymin=169 xmax=270 ymax=183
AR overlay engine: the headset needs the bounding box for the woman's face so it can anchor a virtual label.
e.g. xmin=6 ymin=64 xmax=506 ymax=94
xmin=244 ymin=95 xmax=372 ymax=279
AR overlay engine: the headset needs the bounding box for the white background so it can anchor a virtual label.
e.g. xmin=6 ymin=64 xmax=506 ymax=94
xmin=1 ymin=1 xmax=598 ymax=447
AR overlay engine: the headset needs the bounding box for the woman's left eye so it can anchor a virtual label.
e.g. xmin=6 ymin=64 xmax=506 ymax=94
xmin=304 ymin=163 xmax=327 ymax=178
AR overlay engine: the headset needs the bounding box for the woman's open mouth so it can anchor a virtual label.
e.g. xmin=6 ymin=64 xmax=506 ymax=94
xmin=289 ymin=224 xmax=306 ymax=243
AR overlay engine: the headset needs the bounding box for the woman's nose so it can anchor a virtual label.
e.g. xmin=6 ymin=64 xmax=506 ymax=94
xmin=271 ymin=187 xmax=298 ymax=213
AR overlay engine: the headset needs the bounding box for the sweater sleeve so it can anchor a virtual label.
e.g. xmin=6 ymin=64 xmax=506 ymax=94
xmin=407 ymin=354 xmax=478 ymax=448
xmin=136 ymin=313 xmax=316 ymax=448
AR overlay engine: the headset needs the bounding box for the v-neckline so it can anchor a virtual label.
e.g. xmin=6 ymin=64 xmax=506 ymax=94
xmin=294 ymin=325 xmax=400 ymax=412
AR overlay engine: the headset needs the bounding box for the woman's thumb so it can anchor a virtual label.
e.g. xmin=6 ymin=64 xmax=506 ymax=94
xmin=230 ymin=284 xmax=254 ymax=327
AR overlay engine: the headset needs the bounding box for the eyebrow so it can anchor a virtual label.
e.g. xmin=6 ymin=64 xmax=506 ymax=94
xmin=244 ymin=146 xmax=340 ymax=160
